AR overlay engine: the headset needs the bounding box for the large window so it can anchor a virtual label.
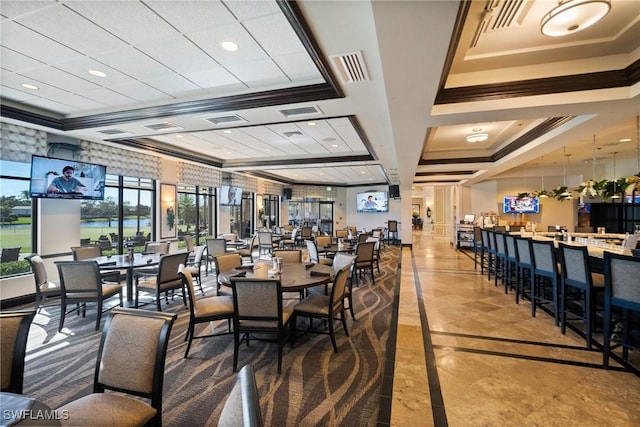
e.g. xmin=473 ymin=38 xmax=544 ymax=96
xmin=177 ymin=185 xmax=214 ymax=246
xmin=0 ymin=160 xmax=32 ymax=276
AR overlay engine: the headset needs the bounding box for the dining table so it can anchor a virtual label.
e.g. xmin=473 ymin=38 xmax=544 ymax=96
xmin=317 ymin=243 xmax=355 ymax=255
xmin=0 ymin=392 xmax=61 ymax=426
xmin=85 ymin=253 xmax=162 ymax=306
xmin=218 ymin=260 xmax=335 ymax=294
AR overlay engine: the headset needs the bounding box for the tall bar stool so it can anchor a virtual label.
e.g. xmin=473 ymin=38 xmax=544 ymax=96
xmin=514 ymin=236 xmax=534 ymax=306
xmin=473 ymin=226 xmax=484 ymax=270
xmin=485 ymin=230 xmax=497 ymax=281
xmin=479 ymin=229 xmax=491 ymax=276
xmin=503 ymin=233 xmax=518 ymax=295
xmin=493 ymin=232 xmax=507 ymax=288
xmin=531 ymin=239 xmax=560 ymax=326
xmin=558 ymin=243 xmax=604 ymax=349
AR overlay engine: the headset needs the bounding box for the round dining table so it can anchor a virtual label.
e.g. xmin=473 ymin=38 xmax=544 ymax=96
xmin=218 ymin=260 xmax=334 ymax=293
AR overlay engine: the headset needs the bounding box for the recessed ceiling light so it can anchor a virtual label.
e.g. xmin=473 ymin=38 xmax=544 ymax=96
xmin=466 ymin=133 xmax=489 ymax=143
xmin=221 ymin=41 xmax=238 ymax=51
xmin=307 ymin=122 xmax=316 ymax=126
xmin=265 ymin=148 xmax=271 ymax=152
xmin=331 ymin=144 xmax=338 ymax=148
xmin=89 ymin=69 xmax=106 ymax=77
xmin=360 ymin=171 xmax=366 ymax=174
xmin=175 ymin=134 xmax=183 ymax=138
xmin=223 ymin=130 xmax=232 ymax=134
xmin=226 ymin=151 xmax=232 ymax=155
xmin=619 ymin=138 xmax=631 ymax=142
xmin=21 ymin=83 xmax=39 ymax=90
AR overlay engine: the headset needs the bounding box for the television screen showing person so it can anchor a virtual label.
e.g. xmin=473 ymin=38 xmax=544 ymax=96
xmin=47 ymin=166 xmax=87 ymax=194
xmin=362 ymin=195 xmax=378 ymax=211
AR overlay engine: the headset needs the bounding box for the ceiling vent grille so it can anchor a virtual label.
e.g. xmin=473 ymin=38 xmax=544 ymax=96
xmin=142 ymin=122 xmax=183 ymax=132
xmin=331 ymin=51 xmax=370 ymax=84
xmin=471 ymin=0 xmax=531 ymax=47
xmin=283 ymin=131 xmax=304 ymax=138
xmin=98 ymin=129 xmax=130 ymax=136
xmin=204 ymin=115 xmax=246 ymax=125
xmin=278 ymin=105 xmax=321 ymax=118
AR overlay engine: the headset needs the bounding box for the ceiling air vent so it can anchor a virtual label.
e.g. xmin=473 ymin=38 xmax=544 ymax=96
xmin=331 ymin=51 xmax=370 ymax=84
xmin=283 ymin=131 xmax=304 ymax=138
xmin=471 ymin=0 xmax=531 ymax=48
xmin=142 ymin=122 xmax=183 ymax=132
xmin=278 ymin=106 xmax=321 ymax=118
xmin=97 ymin=129 xmax=130 ymax=136
xmin=204 ymin=115 xmax=246 ymax=125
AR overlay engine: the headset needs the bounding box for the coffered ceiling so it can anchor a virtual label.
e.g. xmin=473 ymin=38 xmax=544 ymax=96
xmin=1 ymin=0 xmax=639 ymax=189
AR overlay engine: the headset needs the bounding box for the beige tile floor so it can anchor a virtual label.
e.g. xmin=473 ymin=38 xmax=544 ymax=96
xmin=391 ymin=231 xmax=640 ymax=427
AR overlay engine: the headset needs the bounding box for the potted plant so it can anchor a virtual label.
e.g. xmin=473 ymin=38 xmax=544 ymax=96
xmin=412 ymin=212 xmax=423 ymax=229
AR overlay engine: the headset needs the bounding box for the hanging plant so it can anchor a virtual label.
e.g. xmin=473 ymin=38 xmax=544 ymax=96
xmin=576 ymin=179 xmax=608 ymax=199
xmin=550 ymin=186 xmax=572 ymax=201
xmin=600 ymin=179 xmax=626 ymax=201
xmin=625 ymin=173 xmax=640 ymax=195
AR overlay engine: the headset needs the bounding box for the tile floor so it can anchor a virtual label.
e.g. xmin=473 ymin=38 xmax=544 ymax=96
xmin=391 ymin=231 xmax=640 ymax=426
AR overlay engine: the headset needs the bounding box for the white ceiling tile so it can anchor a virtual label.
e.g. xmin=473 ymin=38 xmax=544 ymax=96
xmin=14 ymin=3 xmax=127 ymax=56
xmin=0 ymin=1 xmax=57 ymax=20
xmin=143 ymin=74 xmax=202 ymax=98
xmin=185 ymin=67 xmax=243 ymax=91
xmin=108 ymin=80 xmax=170 ymax=104
xmin=19 ymin=65 xmax=100 ymax=93
xmin=0 ymin=81 xmax=40 ymax=103
xmin=244 ymin=13 xmax=305 ymax=57
xmin=274 ymin=52 xmax=323 ymax=82
xmin=0 ymin=46 xmax=45 ymax=72
xmin=223 ymin=0 xmax=282 ymax=21
xmin=188 ymin=22 xmax=268 ymax=66
xmin=53 ymin=57 xmax=140 ymax=87
xmin=65 ymin=1 xmax=180 ymax=45
xmin=1 ymin=22 xmax=85 ymax=66
xmin=136 ymin=35 xmax=221 ymax=75
xmin=23 ymin=97 xmax=77 ymax=115
xmin=226 ymin=59 xmax=288 ymax=86
xmin=93 ymin=46 xmax=174 ymax=80
xmin=147 ymin=0 xmax=237 ymax=33
xmin=78 ymin=87 xmax=138 ymax=106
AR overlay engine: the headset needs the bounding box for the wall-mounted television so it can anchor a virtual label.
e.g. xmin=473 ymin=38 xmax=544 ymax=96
xmin=356 ymin=191 xmax=389 ymax=213
xmin=219 ymin=185 xmax=242 ymax=206
xmin=503 ymin=196 xmax=539 ymax=214
xmin=29 ymin=155 xmax=106 ymax=200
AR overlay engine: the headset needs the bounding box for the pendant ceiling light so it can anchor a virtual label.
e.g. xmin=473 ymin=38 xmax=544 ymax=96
xmin=466 ymin=133 xmax=489 ymax=143
xmin=539 ymin=156 xmax=548 ymax=197
xmin=611 ymin=151 xmax=621 ymax=199
xmin=561 ymin=147 xmax=572 ymax=198
xmin=541 ymin=0 xmax=611 ymax=37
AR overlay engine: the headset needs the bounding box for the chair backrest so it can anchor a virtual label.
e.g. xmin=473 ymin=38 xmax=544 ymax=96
xmin=157 ymin=253 xmax=189 ymax=287
xmin=184 ymin=235 xmax=195 ymax=253
xmin=109 ymin=233 xmax=119 ymax=244
xmin=330 ymin=266 xmax=351 ymax=313
xmin=336 ymin=229 xmax=348 ymax=239
xmin=493 ymin=225 xmax=506 ymax=232
xmin=25 ymin=254 xmax=48 ymax=288
xmin=358 ymin=233 xmax=370 ymax=243
xmin=504 ymin=234 xmax=517 ymax=260
xmin=305 ymin=239 xmax=320 ymax=263
xmin=179 ymin=265 xmax=199 ymax=315
xmin=333 ymin=253 xmax=356 ymax=273
xmin=365 ymin=236 xmax=380 ymax=251
xmin=531 ymin=240 xmax=557 ymax=274
xmin=145 ymin=241 xmax=170 ymax=254
xmin=480 ymin=229 xmax=490 ymax=250
xmin=604 ymin=252 xmax=640 ymax=307
xmin=80 ymin=238 xmax=91 ymax=246
xmin=622 ymin=234 xmax=639 ymax=250
xmin=558 ymin=243 xmax=591 ymax=288
xmin=473 ymin=227 xmax=482 ymax=244
xmin=315 ymin=235 xmax=331 ymax=247
xmin=215 ymin=253 xmax=243 ymax=275
xmin=356 ymin=241 xmax=375 ymax=262
xmin=222 ymin=233 xmax=238 ymax=242
xmin=273 ymin=249 xmax=302 ymax=262
xmin=231 ymin=278 xmax=282 ymax=331
xmin=0 ymin=310 xmax=36 ymax=394
xmin=515 ymin=237 xmax=532 ymax=266
xmin=94 ymin=308 xmax=177 ymax=421
xmin=56 ymin=261 xmax=102 ymax=296
xmin=71 ymin=245 xmax=101 ymax=260
xmin=486 ymin=230 xmax=496 ymax=252
xmin=494 ymin=232 xmax=506 ymax=256
xmin=207 ymin=238 xmax=228 ymax=259
xmin=257 ymin=232 xmax=273 ymax=247
xmin=217 ymin=364 xmax=263 ymax=427
xmin=193 ymin=245 xmax=207 ymax=265
xmin=372 ymin=229 xmax=383 ymax=239
xmin=1 ymin=247 xmax=21 ymax=263
xmin=300 ymin=227 xmax=313 ymax=239
xmin=388 ymin=220 xmax=398 ymax=232
xmin=289 ymin=228 xmax=298 ymax=240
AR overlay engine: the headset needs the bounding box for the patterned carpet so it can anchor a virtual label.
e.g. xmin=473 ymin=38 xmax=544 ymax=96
xmin=21 ymin=246 xmax=400 ymax=426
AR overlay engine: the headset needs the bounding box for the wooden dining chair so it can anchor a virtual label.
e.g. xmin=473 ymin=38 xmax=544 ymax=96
xmin=206 ymin=238 xmax=228 ymax=275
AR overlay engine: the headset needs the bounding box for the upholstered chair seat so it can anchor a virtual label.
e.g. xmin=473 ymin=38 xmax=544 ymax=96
xmin=59 ymin=393 xmax=157 ymax=426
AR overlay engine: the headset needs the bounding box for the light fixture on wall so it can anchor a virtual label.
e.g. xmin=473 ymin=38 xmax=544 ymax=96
xmin=541 ymin=0 xmax=611 ymax=37
xmin=466 ymin=133 xmax=488 ymax=143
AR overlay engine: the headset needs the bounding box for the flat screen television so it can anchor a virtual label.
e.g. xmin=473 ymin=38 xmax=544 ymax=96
xmin=356 ymin=191 xmax=389 ymax=213
xmin=503 ymin=196 xmax=539 ymax=214
xmin=29 ymin=155 xmax=106 ymax=200
xmin=219 ymin=185 xmax=242 ymax=206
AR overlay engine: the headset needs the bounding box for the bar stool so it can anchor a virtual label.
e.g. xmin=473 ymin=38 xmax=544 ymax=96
xmin=493 ymin=232 xmax=507 ymax=288
xmin=531 ymin=239 xmax=560 ymax=326
xmin=479 ymin=229 xmax=491 ymax=276
xmin=558 ymin=243 xmax=604 ymax=349
xmin=503 ymin=233 xmax=518 ymax=295
xmin=514 ymin=237 xmax=534 ymax=306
